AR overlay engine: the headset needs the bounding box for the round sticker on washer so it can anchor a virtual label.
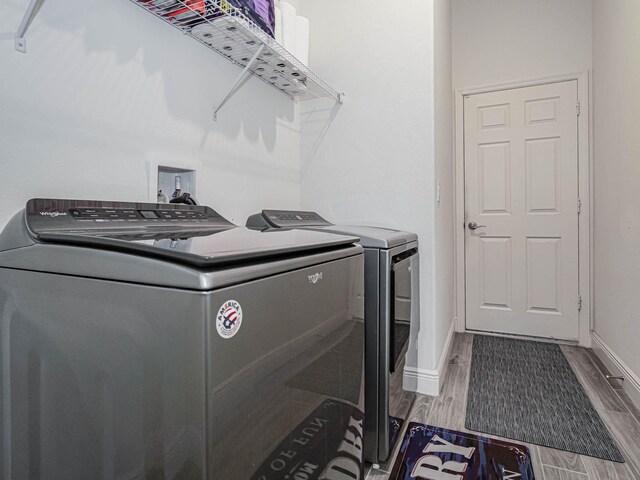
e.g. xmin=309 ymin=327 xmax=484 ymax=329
xmin=216 ymin=300 xmax=243 ymax=339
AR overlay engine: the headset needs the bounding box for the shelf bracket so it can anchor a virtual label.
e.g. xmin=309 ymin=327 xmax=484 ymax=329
xmin=15 ymin=0 xmax=46 ymax=53
xmin=213 ymin=44 xmax=265 ymax=121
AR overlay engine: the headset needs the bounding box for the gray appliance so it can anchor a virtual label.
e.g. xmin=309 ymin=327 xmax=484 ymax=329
xmin=0 ymin=199 xmax=367 ymax=480
xmin=246 ymin=210 xmax=419 ymax=464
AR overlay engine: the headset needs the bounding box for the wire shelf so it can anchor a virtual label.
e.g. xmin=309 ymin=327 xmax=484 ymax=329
xmin=130 ymin=0 xmax=343 ymax=104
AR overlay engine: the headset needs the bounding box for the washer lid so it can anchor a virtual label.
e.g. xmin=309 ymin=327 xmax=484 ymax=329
xmin=4 ymin=199 xmax=360 ymax=268
xmin=37 ymin=228 xmax=359 ymax=268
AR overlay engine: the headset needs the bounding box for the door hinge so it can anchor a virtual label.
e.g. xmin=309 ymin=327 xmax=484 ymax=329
xmin=576 ymin=101 xmax=581 ymax=116
xmin=578 ymin=198 xmax=582 ymax=214
xmin=578 ymin=295 xmax=583 ymax=312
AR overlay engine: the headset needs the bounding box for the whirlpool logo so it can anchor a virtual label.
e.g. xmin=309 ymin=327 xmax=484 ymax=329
xmin=39 ymin=211 xmax=67 ymax=217
xmin=308 ymin=272 xmax=323 ymax=284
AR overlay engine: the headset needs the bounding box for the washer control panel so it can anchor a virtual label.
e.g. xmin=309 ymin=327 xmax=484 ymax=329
xmin=246 ymin=210 xmax=332 ymax=230
xmin=25 ymin=198 xmax=234 ymax=234
xmin=67 ymin=207 xmax=208 ymax=222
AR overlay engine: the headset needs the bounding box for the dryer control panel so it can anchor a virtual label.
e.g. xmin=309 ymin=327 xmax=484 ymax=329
xmin=246 ymin=210 xmax=333 ymax=230
xmin=25 ymin=198 xmax=234 ymax=235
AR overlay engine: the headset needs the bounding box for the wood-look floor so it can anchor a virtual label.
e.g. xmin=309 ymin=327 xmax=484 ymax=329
xmin=366 ymin=333 xmax=640 ymax=480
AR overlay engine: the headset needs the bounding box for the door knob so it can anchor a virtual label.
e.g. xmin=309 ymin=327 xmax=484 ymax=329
xmin=468 ymin=222 xmax=487 ymax=230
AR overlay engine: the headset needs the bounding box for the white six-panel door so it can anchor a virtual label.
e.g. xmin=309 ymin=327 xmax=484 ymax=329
xmin=464 ymin=81 xmax=580 ymax=340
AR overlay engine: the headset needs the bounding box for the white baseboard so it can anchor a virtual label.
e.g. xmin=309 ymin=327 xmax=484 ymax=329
xmin=591 ymin=332 xmax=640 ymax=412
xmin=403 ymin=320 xmax=456 ymax=396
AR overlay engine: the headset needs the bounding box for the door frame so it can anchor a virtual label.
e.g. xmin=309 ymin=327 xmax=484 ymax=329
xmin=454 ymin=71 xmax=592 ymax=347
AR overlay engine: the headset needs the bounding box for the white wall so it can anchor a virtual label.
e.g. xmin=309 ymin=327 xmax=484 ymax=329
xmin=592 ymin=1 xmax=640 ymax=386
xmin=452 ymin=0 xmax=592 ymax=90
xmin=434 ymin=0 xmax=455 ymax=372
xmin=297 ymin=1 xmax=443 ymax=390
xmin=0 ymin=0 xmax=301 ymax=228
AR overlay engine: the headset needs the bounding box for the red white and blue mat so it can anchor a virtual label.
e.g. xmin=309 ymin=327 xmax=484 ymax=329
xmin=389 ymin=423 xmax=535 ymax=479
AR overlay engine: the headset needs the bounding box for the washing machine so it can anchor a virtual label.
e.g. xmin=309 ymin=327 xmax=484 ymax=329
xmin=246 ymin=210 xmax=419 ymax=464
xmin=0 ymin=199 xmax=366 ymax=480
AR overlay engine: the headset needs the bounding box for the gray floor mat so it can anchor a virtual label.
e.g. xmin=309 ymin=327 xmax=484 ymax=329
xmin=465 ymin=334 xmax=624 ymax=463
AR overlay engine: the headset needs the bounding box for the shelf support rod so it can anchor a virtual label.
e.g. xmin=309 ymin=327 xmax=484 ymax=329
xmin=213 ymin=44 xmax=265 ymax=121
xmin=15 ymin=0 xmax=46 ymax=53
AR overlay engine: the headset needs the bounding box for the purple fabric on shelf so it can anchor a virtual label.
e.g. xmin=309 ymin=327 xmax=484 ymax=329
xmin=229 ymin=0 xmax=276 ymax=37
xmin=167 ymin=0 xmax=276 ymax=37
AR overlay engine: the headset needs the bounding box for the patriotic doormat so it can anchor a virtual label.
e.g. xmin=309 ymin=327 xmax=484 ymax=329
xmin=390 ymin=416 xmax=404 ymax=453
xmin=389 ymin=423 xmax=535 ymax=480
